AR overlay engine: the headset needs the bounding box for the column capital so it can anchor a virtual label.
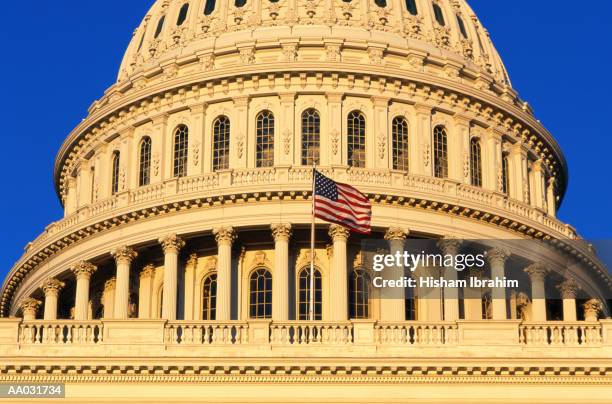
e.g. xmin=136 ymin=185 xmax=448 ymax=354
xmin=104 ymin=277 xmax=117 ymax=291
xmin=329 ymin=224 xmax=350 ymax=242
xmin=557 ymin=277 xmax=579 ymax=299
xmin=20 ymin=297 xmax=42 ymax=314
xmin=111 ymin=245 xmax=138 ymax=265
xmin=384 ymin=227 xmax=409 ymax=241
xmin=583 ymin=298 xmax=603 ymax=314
xmin=486 ymin=248 xmax=510 ymax=266
xmin=186 ymin=253 xmax=198 ymax=268
xmin=71 ymin=261 xmax=97 ymax=280
xmin=524 ymin=262 xmax=548 ymax=281
xmin=41 ymin=278 xmax=65 ymax=296
xmin=437 ymin=237 xmax=462 ymax=255
xmin=271 ymin=223 xmax=292 ymax=242
xmin=159 ymin=234 xmax=186 ymax=254
xmin=213 ymin=227 xmax=236 ymax=246
xmin=140 ymin=264 xmax=156 ymax=278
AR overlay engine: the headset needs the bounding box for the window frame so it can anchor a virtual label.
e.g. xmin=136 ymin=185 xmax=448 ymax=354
xmin=212 ymin=116 xmax=230 ymax=171
xmin=347 ymin=110 xmax=366 ymax=168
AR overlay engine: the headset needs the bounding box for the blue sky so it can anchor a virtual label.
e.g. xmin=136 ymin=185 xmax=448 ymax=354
xmin=0 ymin=1 xmax=610 ymax=279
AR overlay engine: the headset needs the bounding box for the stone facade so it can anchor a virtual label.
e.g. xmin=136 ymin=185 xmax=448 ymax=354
xmin=1 ymin=0 xmax=611 ymax=402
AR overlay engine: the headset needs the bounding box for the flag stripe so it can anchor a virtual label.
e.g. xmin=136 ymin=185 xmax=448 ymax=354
xmin=313 ymin=170 xmax=372 ymax=234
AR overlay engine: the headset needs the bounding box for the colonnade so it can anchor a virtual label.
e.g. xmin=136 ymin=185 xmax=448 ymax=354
xmin=20 ymin=227 xmax=604 ymax=323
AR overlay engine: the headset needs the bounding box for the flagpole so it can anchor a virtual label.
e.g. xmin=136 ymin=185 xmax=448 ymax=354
xmin=309 ymin=164 xmax=316 ymax=322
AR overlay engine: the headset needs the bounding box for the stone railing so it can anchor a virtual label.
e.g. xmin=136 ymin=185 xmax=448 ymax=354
xmin=33 ymin=167 xmax=577 ymax=252
xmin=18 ymin=320 xmax=103 ymax=345
xmin=1 ymin=319 xmax=610 ymax=353
xmin=165 ymin=321 xmax=249 ymax=345
xmin=375 ymin=322 xmax=458 ymax=345
xmin=519 ymin=322 xmax=603 ymax=346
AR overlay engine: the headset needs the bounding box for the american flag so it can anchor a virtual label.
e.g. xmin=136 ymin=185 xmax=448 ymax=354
xmin=313 ymin=170 xmax=372 ymax=234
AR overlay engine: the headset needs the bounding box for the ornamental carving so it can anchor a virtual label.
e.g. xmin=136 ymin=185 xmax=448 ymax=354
xmin=192 ymin=141 xmax=200 ymax=165
xmin=152 ymin=153 xmax=160 ymax=177
xmin=104 ymin=277 xmax=117 ymax=291
xmin=282 ymin=44 xmax=298 ymax=62
xmin=282 ymin=129 xmax=291 ymax=155
xmin=140 ymin=264 xmax=156 ymax=278
xmin=111 ymin=245 xmax=138 ymax=265
xmin=384 ymin=227 xmax=408 ymax=241
xmin=330 ymin=129 xmax=340 ymax=155
xmin=159 ymin=234 xmax=185 ymax=254
xmin=423 ymin=143 xmax=431 ymax=167
xmin=583 ymin=298 xmax=603 ymax=321
xmin=199 ymin=53 xmax=215 ymax=71
xmin=71 ymin=261 xmax=97 ymax=280
xmin=203 ymin=256 xmax=218 ymax=272
xmin=41 ymin=278 xmax=65 ymax=295
xmin=463 ymin=152 xmax=470 ymax=179
xmin=368 ymin=48 xmax=384 ymax=65
xmin=437 ymin=238 xmax=462 ymax=256
xmin=213 ymin=227 xmax=236 ymax=245
xmin=271 ymin=223 xmax=292 ymax=242
xmin=326 ymin=44 xmax=341 ymax=62
xmin=486 ymin=248 xmax=510 ymax=265
xmin=524 ymin=262 xmax=548 ymax=281
xmin=329 ymin=224 xmax=350 ymax=242
xmin=237 ymin=133 xmax=245 ymax=159
xmin=187 ymin=253 xmax=198 ymax=268
xmin=377 ymin=132 xmax=386 ymax=159
xmin=557 ymin=277 xmax=579 ymax=299
xmin=296 ymin=249 xmax=320 ymax=269
xmin=20 ymin=297 xmax=42 ymax=313
xmin=239 ymin=47 xmax=255 ymax=65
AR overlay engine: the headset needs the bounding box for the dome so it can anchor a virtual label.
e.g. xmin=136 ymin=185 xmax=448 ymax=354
xmin=118 ymin=0 xmax=511 ymax=85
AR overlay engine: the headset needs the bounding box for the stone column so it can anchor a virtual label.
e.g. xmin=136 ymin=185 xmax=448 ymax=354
xmin=438 ymin=238 xmax=461 ymax=321
xmin=102 ymin=278 xmax=116 ymax=319
xmin=510 ymin=142 xmax=528 ymax=202
xmin=111 ymin=246 xmax=138 ymax=319
xmin=213 ymin=227 xmax=236 ymax=321
xmin=583 ymin=299 xmax=603 ymax=322
xmin=329 ymin=224 xmax=350 ymax=321
xmin=557 ymin=277 xmax=578 ymax=322
xmin=159 ymin=234 xmax=185 ymax=320
xmin=413 ymin=104 xmax=432 ymax=176
xmin=531 ymin=160 xmax=545 ymax=210
xmin=138 ymin=265 xmax=156 ymax=319
xmin=546 ymin=177 xmax=557 ymax=217
xmin=71 ymin=261 xmax=97 ymax=321
xmin=524 ymin=262 xmax=548 ymax=322
xmin=41 ymin=278 xmax=65 ymax=320
xmin=487 ymin=248 xmax=509 ymax=320
xmin=183 ymin=254 xmax=198 ymax=321
xmin=20 ymin=298 xmax=42 ymax=321
xmin=382 ymin=227 xmax=409 ymax=321
xmin=271 ymin=224 xmax=292 ymax=321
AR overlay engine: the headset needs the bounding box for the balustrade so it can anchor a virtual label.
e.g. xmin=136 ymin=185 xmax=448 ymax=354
xmin=19 ymin=321 xmax=103 ymax=345
xmin=519 ymin=322 xmax=602 ymax=346
xmin=375 ymin=322 xmax=458 ymax=345
xmin=165 ymin=321 xmax=248 ymax=345
xmin=270 ymin=322 xmax=353 ymax=345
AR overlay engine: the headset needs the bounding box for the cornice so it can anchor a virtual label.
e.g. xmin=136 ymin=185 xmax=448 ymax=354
xmin=2 ymin=183 xmax=609 ymax=317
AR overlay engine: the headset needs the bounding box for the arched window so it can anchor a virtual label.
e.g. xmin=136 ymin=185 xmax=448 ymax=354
xmin=203 ymin=0 xmax=216 ymax=15
xmin=256 ymin=110 xmax=274 ymax=168
xmin=392 ymin=117 xmax=409 ymax=171
xmin=374 ymin=0 xmax=387 ymax=7
xmin=177 ymin=3 xmax=189 ymax=26
xmin=298 ymin=268 xmax=322 ymax=320
xmin=405 ymin=0 xmax=418 ymax=15
xmin=301 ymin=109 xmax=320 ymax=166
xmin=349 ymin=269 xmax=370 ymax=319
xmin=433 ymin=3 xmax=445 ymax=26
xmin=470 ymin=138 xmax=482 ymax=187
xmin=235 ymin=0 xmax=247 ymax=7
xmin=173 ymin=125 xmax=189 ymax=178
xmin=457 ymin=15 xmax=468 ymax=39
xmin=138 ymin=137 xmax=152 ymax=187
xmin=347 ymin=110 xmax=366 ymax=168
xmin=154 ymin=15 xmax=165 ymax=39
xmin=202 ymin=274 xmax=217 ymax=320
xmin=501 ymin=154 xmax=510 ymax=195
xmin=249 ymin=269 xmax=272 ymax=319
xmin=433 ymin=126 xmax=448 ymax=178
xmin=111 ymin=151 xmax=120 ymax=195
xmin=213 ymin=116 xmax=230 ymax=171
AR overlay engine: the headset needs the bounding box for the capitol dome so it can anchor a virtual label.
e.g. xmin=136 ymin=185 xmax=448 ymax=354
xmin=1 ymin=2 xmax=611 ymax=399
